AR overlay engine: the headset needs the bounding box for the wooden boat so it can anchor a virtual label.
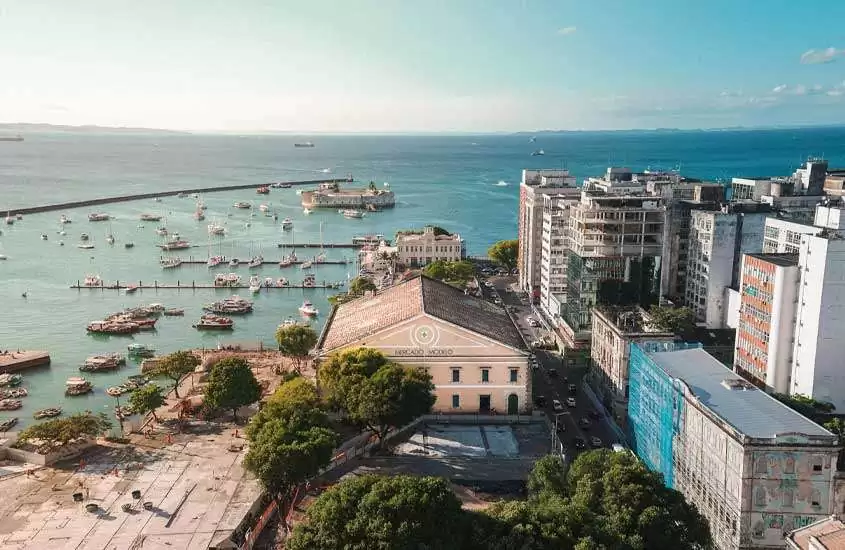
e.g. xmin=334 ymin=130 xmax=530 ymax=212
xmin=0 ymin=388 xmax=27 ymax=399
xmin=0 ymin=399 xmax=22 ymax=411
xmin=33 ymin=407 xmax=62 ymax=420
xmin=65 ymin=377 xmax=93 ymax=396
xmin=127 ymin=343 xmax=155 ymax=357
xmin=0 ymin=373 xmax=23 ymax=387
xmin=0 ymin=418 xmax=18 ymax=431
xmin=80 ymin=353 xmax=125 ymax=372
xmin=193 ymin=314 xmax=234 ymax=330
xmin=163 ymin=308 xmax=184 ymax=316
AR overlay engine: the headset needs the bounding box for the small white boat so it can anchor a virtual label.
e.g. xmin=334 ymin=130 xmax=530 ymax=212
xmin=88 ymin=213 xmax=110 ymax=221
xmin=229 ymin=258 xmax=240 ymax=267
xmin=0 ymin=254 xmax=7 ymax=260
xmin=140 ymin=213 xmax=161 ymax=221
xmin=160 ymin=257 xmax=182 ymax=269
xmin=300 ymin=260 xmax=313 ymax=270
xmin=276 ymin=277 xmax=289 ymax=287
xmin=531 ymin=149 xmax=545 ymax=156
xmin=78 ymin=243 xmax=95 ymax=249
xmin=83 ymin=274 xmax=101 ymax=286
xmin=248 ymin=275 xmax=262 ymax=294
xmin=80 ymin=233 xmax=89 ymax=241
xmin=259 ymin=204 xmax=270 ymax=213
xmin=234 ymin=201 xmax=251 ymax=209
xmin=207 ymin=255 xmax=226 ymax=268
xmin=59 ymin=215 xmax=71 ymax=224
xmin=40 ymin=233 xmax=48 ymax=240
xmin=281 ymin=218 xmax=294 ymax=230
xmin=339 ymin=209 xmax=365 ymax=219
xmin=263 ymin=277 xmax=275 ymax=287
xmin=303 ymin=208 xmax=312 ymax=215
xmin=298 ymin=300 xmax=319 ymax=316
xmin=194 ymin=209 xmax=205 ymax=221
xmin=248 ymin=256 xmax=264 ymax=269
xmin=106 ymin=234 xmax=115 ymax=244
xmin=58 ymin=230 xmax=66 ymax=236
xmin=208 ymin=223 xmax=226 ymax=235
xmin=156 ymin=227 xmax=168 ymax=236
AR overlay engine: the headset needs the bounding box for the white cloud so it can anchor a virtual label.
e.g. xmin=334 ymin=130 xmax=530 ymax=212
xmin=828 ymin=90 xmax=844 ymax=97
xmin=772 ymin=84 xmax=787 ymax=93
xmin=800 ymin=47 xmax=845 ymax=64
xmin=557 ymin=26 xmax=577 ymax=36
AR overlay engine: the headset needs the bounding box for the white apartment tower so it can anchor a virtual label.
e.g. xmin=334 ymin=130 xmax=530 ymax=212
xmin=517 ymin=169 xmax=577 ymax=300
xmin=539 ymin=190 xmax=581 ymax=320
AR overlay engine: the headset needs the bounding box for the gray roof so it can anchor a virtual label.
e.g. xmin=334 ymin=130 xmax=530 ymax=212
xmin=648 ymin=348 xmax=832 ymax=439
xmin=746 ymin=253 xmax=799 ymax=267
xmin=318 ymin=275 xmax=526 ymax=352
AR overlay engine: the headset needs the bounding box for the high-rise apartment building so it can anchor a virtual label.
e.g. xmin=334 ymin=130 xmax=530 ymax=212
xmin=628 ymin=343 xmax=838 ymax=550
xmin=685 ymin=205 xmax=771 ymax=328
xmin=733 ymin=253 xmax=800 ymax=393
xmin=517 ymin=169 xmax=576 ymax=300
xmin=560 ymin=191 xmax=665 ymax=345
xmin=762 ymin=218 xmax=822 ymax=254
xmin=539 ymin=190 xmax=581 ymax=321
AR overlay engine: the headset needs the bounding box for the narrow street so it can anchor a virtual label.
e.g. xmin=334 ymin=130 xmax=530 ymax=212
xmin=481 ymin=275 xmax=623 ymax=459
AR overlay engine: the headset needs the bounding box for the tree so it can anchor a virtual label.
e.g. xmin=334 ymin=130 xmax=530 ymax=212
xmin=647 ymin=305 xmax=696 ymax=336
xmin=287 ymin=475 xmax=470 ymax=550
xmin=246 ymin=376 xmax=328 ymax=440
xmin=348 ymin=276 xmax=376 ymax=296
xmin=149 ymin=350 xmax=199 ymax=398
xmin=488 ymin=239 xmax=518 ymax=271
xmin=244 ymin=418 xmax=337 ymax=496
xmin=275 ymin=324 xmax=318 ymax=373
xmin=527 ymin=454 xmax=568 ymax=498
xmin=204 ymin=357 xmax=262 ymax=421
xmin=129 ymin=384 xmax=166 ymax=421
xmin=423 ymin=260 xmax=476 ymax=285
xmin=17 ymin=412 xmax=112 ymax=448
xmin=318 ymin=347 xmax=434 ymax=443
xmin=772 ymin=392 xmax=835 ymax=421
xmin=824 ymin=418 xmax=845 ymax=471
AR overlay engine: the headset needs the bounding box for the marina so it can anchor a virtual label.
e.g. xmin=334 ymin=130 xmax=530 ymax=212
xmin=72 ymin=281 xmax=343 ymax=290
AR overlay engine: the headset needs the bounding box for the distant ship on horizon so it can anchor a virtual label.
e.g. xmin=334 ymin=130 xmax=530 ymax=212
xmin=294 ymin=141 xmax=315 ymax=148
xmin=0 ymin=135 xmax=23 ymax=142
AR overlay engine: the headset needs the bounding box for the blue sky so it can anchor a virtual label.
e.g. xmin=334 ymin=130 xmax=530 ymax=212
xmin=1 ymin=0 xmax=844 ymax=132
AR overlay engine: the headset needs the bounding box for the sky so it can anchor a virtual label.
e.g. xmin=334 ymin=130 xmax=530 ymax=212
xmin=1 ymin=0 xmax=845 ymax=132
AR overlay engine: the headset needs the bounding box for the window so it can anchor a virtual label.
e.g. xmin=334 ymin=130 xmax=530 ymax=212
xmin=785 ymin=457 xmax=795 ymax=474
xmin=755 ymin=487 xmax=766 ymax=507
xmin=811 ymin=489 xmax=821 ymax=507
xmin=451 ymin=394 xmax=460 ymax=409
xmin=451 ymin=369 xmax=460 ymax=383
xmin=510 ymin=369 xmax=518 ymax=383
xmin=755 ymin=455 xmax=767 ymax=474
xmin=783 ymin=489 xmax=794 ymax=507
xmin=812 ymin=456 xmax=823 ymax=473
xmin=481 ymin=369 xmax=490 ymax=383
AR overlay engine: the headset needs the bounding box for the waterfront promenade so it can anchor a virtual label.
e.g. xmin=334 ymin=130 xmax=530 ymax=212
xmin=2 ymin=177 xmax=352 ymax=216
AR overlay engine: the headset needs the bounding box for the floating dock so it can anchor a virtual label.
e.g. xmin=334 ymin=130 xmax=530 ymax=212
xmin=0 ymin=350 xmax=51 ymax=373
xmin=176 ymin=259 xmax=350 ymax=266
xmin=276 ymin=243 xmax=363 ymax=249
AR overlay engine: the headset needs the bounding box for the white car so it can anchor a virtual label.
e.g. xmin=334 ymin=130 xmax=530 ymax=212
xmin=552 ymin=399 xmax=563 ymax=412
xmin=566 ymin=397 xmax=577 ymax=408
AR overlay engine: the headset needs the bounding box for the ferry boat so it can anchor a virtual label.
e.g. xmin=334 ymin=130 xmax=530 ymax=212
xmin=59 ymin=215 xmax=71 ymax=224
xmin=127 ymin=343 xmax=155 ymax=357
xmin=249 ymin=275 xmax=262 ymax=294
xmin=208 ymin=223 xmax=226 ymax=235
xmin=281 ymin=218 xmax=294 ymax=230
xmin=80 ymin=353 xmax=126 ymax=372
xmin=65 ymin=377 xmax=93 ymax=396
xmin=300 ymin=260 xmax=313 ymax=270
xmin=203 ymin=295 xmax=253 ymax=314
xmin=256 ymin=186 xmax=270 ymax=194
xmin=88 ymin=213 xmax=110 ymax=222
xmin=193 ymin=314 xmax=234 ymax=330
xmin=87 ymin=320 xmax=141 ymax=334
xmin=207 ymin=255 xmax=226 ymax=268
xmin=233 ymin=201 xmax=252 ymax=209
xmin=140 ymin=213 xmax=161 ymax=222
xmin=160 ymin=257 xmax=183 ymax=269
xmin=298 ymin=300 xmax=319 ymax=316
xmin=84 ymin=274 xmax=102 ymax=287
xmin=340 ymin=209 xmax=365 ymax=219
xmin=159 ymin=238 xmax=191 ymax=250
xmin=294 ymin=142 xmax=315 ymax=148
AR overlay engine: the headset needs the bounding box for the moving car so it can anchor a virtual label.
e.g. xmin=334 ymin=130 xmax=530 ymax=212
xmin=578 ymin=417 xmax=591 ymax=429
xmin=552 ymin=399 xmax=563 ymax=412
xmin=572 ymin=437 xmax=586 ymax=449
xmin=567 ymin=383 xmax=577 ymax=394
xmin=590 ymin=436 xmax=603 ymax=448
xmin=548 ymin=368 xmax=558 ymax=377
xmin=566 ymin=397 xmax=577 ymax=408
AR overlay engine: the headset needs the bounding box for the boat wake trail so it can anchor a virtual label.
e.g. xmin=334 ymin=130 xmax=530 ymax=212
xmin=494 ymin=181 xmax=509 ymax=186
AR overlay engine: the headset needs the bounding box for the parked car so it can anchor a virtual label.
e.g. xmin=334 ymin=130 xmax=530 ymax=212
xmin=572 ymin=437 xmax=586 ymax=449
xmin=552 ymin=399 xmax=563 ymax=412
xmin=548 ymin=368 xmax=558 ymax=377
xmin=567 ymin=383 xmax=577 ymax=394
xmin=566 ymin=397 xmax=577 ymax=408
xmin=590 ymin=436 xmax=603 ymax=448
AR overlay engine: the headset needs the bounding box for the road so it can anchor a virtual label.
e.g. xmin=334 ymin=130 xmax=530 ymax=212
xmin=479 ymin=275 xmax=622 ymax=460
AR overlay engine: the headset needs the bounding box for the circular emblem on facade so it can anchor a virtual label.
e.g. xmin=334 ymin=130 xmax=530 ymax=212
xmin=412 ymin=325 xmax=436 ymax=346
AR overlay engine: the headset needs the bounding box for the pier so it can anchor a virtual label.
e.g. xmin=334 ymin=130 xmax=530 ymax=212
xmin=2 ymin=177 xmax=352 ymax=216
xmin=0 ymin=350 xmax=51 ymax=373
xmin=175 ymin=259 xmax=350 ymax=266
xmin=276 ymin=242 xmax=363 ymax=249
xmin=71 ymin=281 xmax=342 ymax=290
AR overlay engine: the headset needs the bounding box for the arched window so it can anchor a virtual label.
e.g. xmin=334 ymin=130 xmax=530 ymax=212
xmin=785 ymin=457 xmax=795 ymax=474
xmin=755 ymin=455 xmax=768 ymax=474
xmin=755 ymin=487 xmax=766 ymax=507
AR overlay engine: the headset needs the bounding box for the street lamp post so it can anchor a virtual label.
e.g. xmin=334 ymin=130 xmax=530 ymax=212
xmin=551 ymin=411 xmax=567 ymax=455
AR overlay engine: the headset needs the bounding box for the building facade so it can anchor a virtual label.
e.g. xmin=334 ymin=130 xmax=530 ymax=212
xmin=589 ymin=307 xmax=674 ymax=423
xmin=762 ymin=218 xmax=822 ymax=254
xmin=317 ymin=275 xmax=531 ymax=414
xmin=685 ymin=206 xmax=770 ymax=328
xmin=628 ymin=344 xmax=839 ymax=550
xmin=517 ymin=169 xmax=577 ymax=299
xmin=395 ymin=226 xmax=464 ymax=267
xmin=791 ymin=231 xmax=845 ymax=411
xmin=734 ymin=254 xmax=799 ymax=394
xmin=539 ymin=191 xmax=581 ymax=321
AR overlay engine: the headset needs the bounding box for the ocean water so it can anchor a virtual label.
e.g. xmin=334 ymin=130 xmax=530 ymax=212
xmin=1 ymin=127 xmax=844 ymax=427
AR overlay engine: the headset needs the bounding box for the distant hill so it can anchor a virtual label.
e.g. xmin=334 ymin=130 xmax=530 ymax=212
xmin=0 ymin=123 xmax=188 ymax=135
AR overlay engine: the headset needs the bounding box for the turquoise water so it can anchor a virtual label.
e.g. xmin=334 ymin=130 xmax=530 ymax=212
xmin=2 ymin=128 xmax=845 ymax=427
